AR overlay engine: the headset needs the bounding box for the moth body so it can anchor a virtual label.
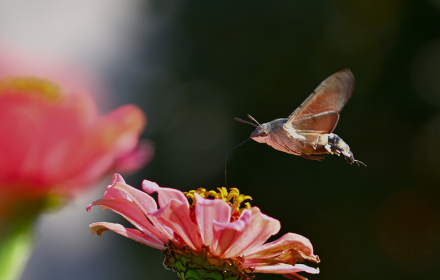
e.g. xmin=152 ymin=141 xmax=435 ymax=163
xmin=250 ymin=119 xmax=356 ymax=163
xmin=236 ymin=69 xmax=364 ymax=166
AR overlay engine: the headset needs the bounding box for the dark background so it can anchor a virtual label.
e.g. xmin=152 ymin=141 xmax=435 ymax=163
xmin=20 ymin=1 xmax=440 ymax=280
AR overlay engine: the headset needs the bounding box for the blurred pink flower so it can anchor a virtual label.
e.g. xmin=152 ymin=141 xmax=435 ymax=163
xmin=0 ymin=76 xmax=151 ymax=218
xmin=88 ymin=174 xmax=320 ymax=280
xmin=0 ymin=44 xmax=99 ymax=97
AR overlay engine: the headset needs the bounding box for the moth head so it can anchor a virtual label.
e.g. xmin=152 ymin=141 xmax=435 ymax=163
xmin=234 ymin=114 xmax=269 ymax=143
xmin=250 ymin=125 xmax=269 ymax=143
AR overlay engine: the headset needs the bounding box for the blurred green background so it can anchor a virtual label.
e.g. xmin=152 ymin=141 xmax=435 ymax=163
xmin=8 ymin=0 xmax=440 ymax=279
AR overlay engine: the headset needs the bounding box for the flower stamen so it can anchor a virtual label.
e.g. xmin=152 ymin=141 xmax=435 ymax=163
xmin=0 ymin=77 xmax=62 ymax=102
xmin=184 ymin=187 xmax=252 ymax=221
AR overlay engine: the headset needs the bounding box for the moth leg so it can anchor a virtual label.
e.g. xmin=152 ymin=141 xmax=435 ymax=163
xmin=324 ymin=144 xmax=333 ymax=154
xmin=296 ymin=132 xmax=322 ymax=150
xmin=300 ymin=153 xmax=327 ymax=161
xmin=313 ymin=136 xmax=320 ymax=150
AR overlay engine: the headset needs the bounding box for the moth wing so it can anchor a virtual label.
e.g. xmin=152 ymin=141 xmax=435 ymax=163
xmin=288 ymin=111 xmax=340 ymax=134
xmin=286 ymin=69 xmax=354 ymax=123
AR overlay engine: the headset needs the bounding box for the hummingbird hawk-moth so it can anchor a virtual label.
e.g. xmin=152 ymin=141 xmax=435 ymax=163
xmin=235 ymin=69 xmax=365 ymax=166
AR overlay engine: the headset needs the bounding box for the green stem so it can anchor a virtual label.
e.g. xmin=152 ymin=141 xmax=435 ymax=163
xmin=0 ymin=221 xmax=34 ymax=280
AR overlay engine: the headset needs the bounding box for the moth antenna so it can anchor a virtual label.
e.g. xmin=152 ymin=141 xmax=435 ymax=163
xmin=247 ymin=114 xmax=262 ymax=127
xmin=354 ymin=159 xmax=367 ymax=167
xmin=234 ymin=117 xmax=258 ymax=128
xmin=225 ymin=138 xmax=251 ymax=188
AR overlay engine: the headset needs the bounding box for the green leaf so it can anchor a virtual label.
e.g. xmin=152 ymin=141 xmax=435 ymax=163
xmin=184 ymin=268 xmax=202 ymax=280
xmin=204 ymin=270 xmax=224 ymax=280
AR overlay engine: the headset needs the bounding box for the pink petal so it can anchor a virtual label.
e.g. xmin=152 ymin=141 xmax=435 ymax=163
xmin=194 ymin=193 xmax=231 ymax=247
xmin=142 ymin=180 xmax=189 ymax=209
xmin=211 ymin=210 xmax=251 ymax=257
xmin=87 ymin=198 xmax=167 ymax=243
xmin=111 ymin=182 xmax=176 ymax=243
xmin=113 ymin=140 xmax=154 ymax=173
xmin=103 ymin=174 xmax=130 ymax=200
xmin=89 ymin=222 xmax=164 ymax=250
xmin=99 ymin=105 xmax=146 ymax=156
xmin=221 ymin=207 xmax=281 ymax=258
xmin=244 ymin=232 xmax=315 ymax=260
xmin=44 ymin=104 xmax=146 ymax=191
xmin=252 ymin=263 xmax=319 ymax=274
xmin=109 ymin=173 xmax=126 ymax=187
xmin=150 ymin=199 xmax=202 ymax=251
xmin=110 ymin=182 xmax=158 ymax=213
xmin=0 ymin=95 xmax=44 ymax=184
xmin=0 ymin=93 xmax=96 ymax=187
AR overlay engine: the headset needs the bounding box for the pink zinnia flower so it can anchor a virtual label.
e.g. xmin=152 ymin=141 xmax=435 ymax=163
xmin=88 ymin=174 xmax=320 ymax=280
xmin=0 ymin=76 xmax=150 ymax=219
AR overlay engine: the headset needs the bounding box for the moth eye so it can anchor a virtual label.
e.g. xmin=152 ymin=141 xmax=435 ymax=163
xmin=260 ymin=131 xmax=268 ymax=136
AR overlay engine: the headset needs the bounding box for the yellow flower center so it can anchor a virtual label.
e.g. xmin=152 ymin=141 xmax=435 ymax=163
xmin=0 ymin=77 xmax=62 ymax=102
xmin=184 ymin=187 xmax=252 ymax=219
